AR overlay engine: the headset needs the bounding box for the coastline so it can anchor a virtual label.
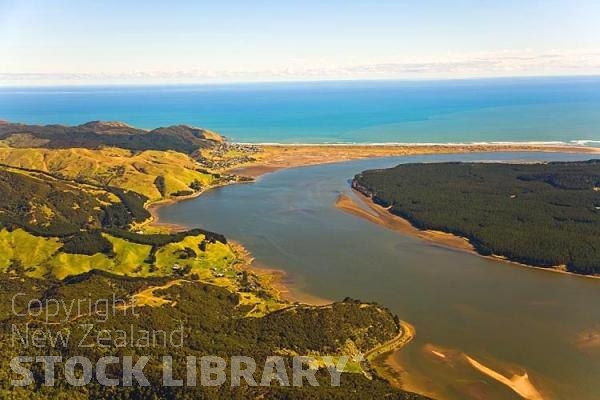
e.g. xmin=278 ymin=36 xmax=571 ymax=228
xmin=337 ymin=189 xmax=600 ymax=281
xmin=143 ymin=180 xmax=239 ymax=232
xmin=335 ymin=192 xmax=475 ymax=253
xmin=226 ymin=143 xmax=600 ymax=178
xmin=146 ymin=200 xmax=197 ymax=232
xmin=230 ymin=241 xmax=332 ymax=306
xmin=365 ymin=320 xmax=416 ymax=387
xmin=143 ymin=183 xmax=332 ymax=306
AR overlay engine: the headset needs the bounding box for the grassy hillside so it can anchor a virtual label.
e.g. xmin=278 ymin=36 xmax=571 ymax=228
xmin=0 ymin=163 xmax=239 ymax=282
xmin=0 ymin=147 xmax=217 ymax=200
xmin=0 ymin=166 xmax=146 ymax=235
xmin=354 ymin=160 xmax=600 ymax=275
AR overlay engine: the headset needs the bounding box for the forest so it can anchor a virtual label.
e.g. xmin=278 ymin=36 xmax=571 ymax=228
xmin=354 ymin=160 xmax=600 ymax=275
xmin=0 ymin=271 xmax=429 ymax=399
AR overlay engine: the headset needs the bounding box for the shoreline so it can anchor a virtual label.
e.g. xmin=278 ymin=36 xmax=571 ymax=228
xmin=234 ymin=141 xmax=600 ymax=147
xmin=227 ymin=143 xmax=600 ymax=178
xmin=335 ymin=192 xmax=476 ymax=253
xmin=365 ymin=320 xmax=416 ymax=387
xmin=143 ymin=180 xmax=240 ymax=232
xmin=230 ymin=241 xmax=332 ymax=306
xmin=336 ymin=190 xmax=600 ymax=281
xmin=143 ymin=184 xmax=332 ymax=306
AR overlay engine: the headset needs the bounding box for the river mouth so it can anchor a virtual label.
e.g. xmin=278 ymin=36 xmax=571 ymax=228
xmin=157 ymin=152 xmax=600 ymax=400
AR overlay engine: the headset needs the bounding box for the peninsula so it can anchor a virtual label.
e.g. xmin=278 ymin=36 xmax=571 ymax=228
xmin=351 ymin=160 xmax=600 ymax=276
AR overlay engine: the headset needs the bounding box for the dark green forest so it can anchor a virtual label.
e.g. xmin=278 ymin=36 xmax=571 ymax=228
xmin=0 ymin=271 xmax=429 ymax=400
xmin=354 ymin=160 xmax=600 ymax=275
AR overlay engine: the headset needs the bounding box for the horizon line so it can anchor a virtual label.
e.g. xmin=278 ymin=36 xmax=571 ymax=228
xmin=1 ymin=73 xmax=600 ymax=89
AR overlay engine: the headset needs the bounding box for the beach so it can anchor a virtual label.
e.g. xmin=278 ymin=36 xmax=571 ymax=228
xmin=227 ymin=143 xmax=600 ymax=177
xmin=335 ymin=189 xmax=600 ymax=281
xmin=335 ymin=192 xmax=476 ymax=254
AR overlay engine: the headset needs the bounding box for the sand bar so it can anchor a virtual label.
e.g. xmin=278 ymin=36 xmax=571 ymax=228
xmin=465 ymin=355 xmax=544 ymax=400
xmin=228 ymin=143 xmax=600 ymax=177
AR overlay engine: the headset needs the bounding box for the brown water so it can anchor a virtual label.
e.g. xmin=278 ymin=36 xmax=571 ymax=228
xmin=158 ymin=152 xmax=600 ymax=400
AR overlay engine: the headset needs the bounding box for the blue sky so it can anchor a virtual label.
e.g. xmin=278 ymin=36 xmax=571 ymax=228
xmin=1 ymin=0 xmax=599 ymax=84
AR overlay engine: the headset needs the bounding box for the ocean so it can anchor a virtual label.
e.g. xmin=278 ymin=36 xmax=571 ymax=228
xmin=1 ymin=76 xmax=600 ymax=145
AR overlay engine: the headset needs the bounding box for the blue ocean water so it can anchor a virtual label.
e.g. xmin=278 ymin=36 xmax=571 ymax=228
xmin=1 ymin=76 xmax=600 ymax=144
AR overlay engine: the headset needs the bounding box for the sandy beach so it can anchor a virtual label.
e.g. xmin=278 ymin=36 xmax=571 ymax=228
xmin=366 ymin=320 xmax=417 ymax=388
xmin=336 ymin=189 xmax=600 ymax=280
xmin=227 ymin=143 xmax=600 ymax=177
xmin=335 ymin=192 xmax=476 ymax=253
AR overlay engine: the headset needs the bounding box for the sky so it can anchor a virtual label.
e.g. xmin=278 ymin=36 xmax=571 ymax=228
xmin=1 ymin=0 xmax=599 ymax=85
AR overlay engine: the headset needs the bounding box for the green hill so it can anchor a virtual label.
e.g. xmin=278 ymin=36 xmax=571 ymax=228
xmin=0 ymin=120 xmax=223 ymax=153
xmin=0 ymin=166 xmax=147 ymax=236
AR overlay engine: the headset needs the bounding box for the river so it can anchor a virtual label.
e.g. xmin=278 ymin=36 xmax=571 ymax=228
xmin=157 ymin=152 xmax=600 ymax=400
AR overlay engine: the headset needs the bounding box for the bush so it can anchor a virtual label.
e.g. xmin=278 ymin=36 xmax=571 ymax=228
xmin=61 ymin=231 xmax=114 ymax=255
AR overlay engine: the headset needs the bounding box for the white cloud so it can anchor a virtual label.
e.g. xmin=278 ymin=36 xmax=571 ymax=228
xmin=2 ymin=50 xmax=600 ymax=85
